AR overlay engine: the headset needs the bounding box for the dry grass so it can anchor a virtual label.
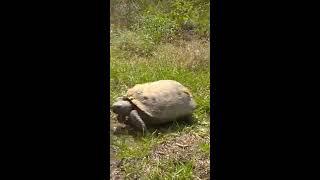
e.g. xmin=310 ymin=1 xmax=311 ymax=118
xmin=110 ymin=131 xmax=210 ymax=180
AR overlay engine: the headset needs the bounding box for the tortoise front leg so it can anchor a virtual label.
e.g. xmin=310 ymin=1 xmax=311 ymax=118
xmin=129 ymin=110 xmax=147 ymax=134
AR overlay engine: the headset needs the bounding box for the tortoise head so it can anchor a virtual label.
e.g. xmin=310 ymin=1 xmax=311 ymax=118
xmin=111 ymin=97 xmax=133 ymax=116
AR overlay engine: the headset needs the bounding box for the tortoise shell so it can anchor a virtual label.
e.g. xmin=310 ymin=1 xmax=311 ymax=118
xmin=124 ymin=80 xmax=196 ymax=120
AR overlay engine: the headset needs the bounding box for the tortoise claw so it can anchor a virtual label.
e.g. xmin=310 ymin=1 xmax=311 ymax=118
xmin=116 ymin=115 xmax=127 ymax=123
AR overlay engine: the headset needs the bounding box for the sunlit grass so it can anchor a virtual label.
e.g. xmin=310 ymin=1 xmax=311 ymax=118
xmin=110 ymin=32 xmax=210 ymax=179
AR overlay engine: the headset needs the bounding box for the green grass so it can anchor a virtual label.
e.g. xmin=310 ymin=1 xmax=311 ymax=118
xmin=110 ymin=1 xmax=210 ymax=179
xmin=145 ymin=160 xmax=195 ymax=179
xmin=110 ymin=37 xmax=210 ymax=179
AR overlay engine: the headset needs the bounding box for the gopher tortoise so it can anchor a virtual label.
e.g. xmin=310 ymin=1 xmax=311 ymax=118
xmin=111 ymin=80 xmax=197 ymax=133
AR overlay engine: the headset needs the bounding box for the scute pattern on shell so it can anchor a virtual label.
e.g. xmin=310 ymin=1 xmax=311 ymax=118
xmin=125 ymin=80 xmax=196 ymax=120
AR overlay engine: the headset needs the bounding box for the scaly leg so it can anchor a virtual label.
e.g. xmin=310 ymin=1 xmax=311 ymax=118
xmin=129 ymin=110 xmax=147 ymax=134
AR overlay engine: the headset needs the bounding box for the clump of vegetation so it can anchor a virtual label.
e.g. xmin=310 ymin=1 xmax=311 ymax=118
xmin=110 ymin=0 xmax=210 ymax=179
xmin=111 ymin=0 xmax=210 ymax=57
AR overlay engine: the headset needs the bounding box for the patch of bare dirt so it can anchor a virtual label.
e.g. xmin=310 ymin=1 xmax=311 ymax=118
xmin=150 ymin=132 xmax=210 ymax=179
xmin=110 ymin=112 xmax=124 ymax=180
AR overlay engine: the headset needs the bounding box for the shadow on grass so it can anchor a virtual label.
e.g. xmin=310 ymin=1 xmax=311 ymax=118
xmin=112 ymin=115 xmax=199 ymax=138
